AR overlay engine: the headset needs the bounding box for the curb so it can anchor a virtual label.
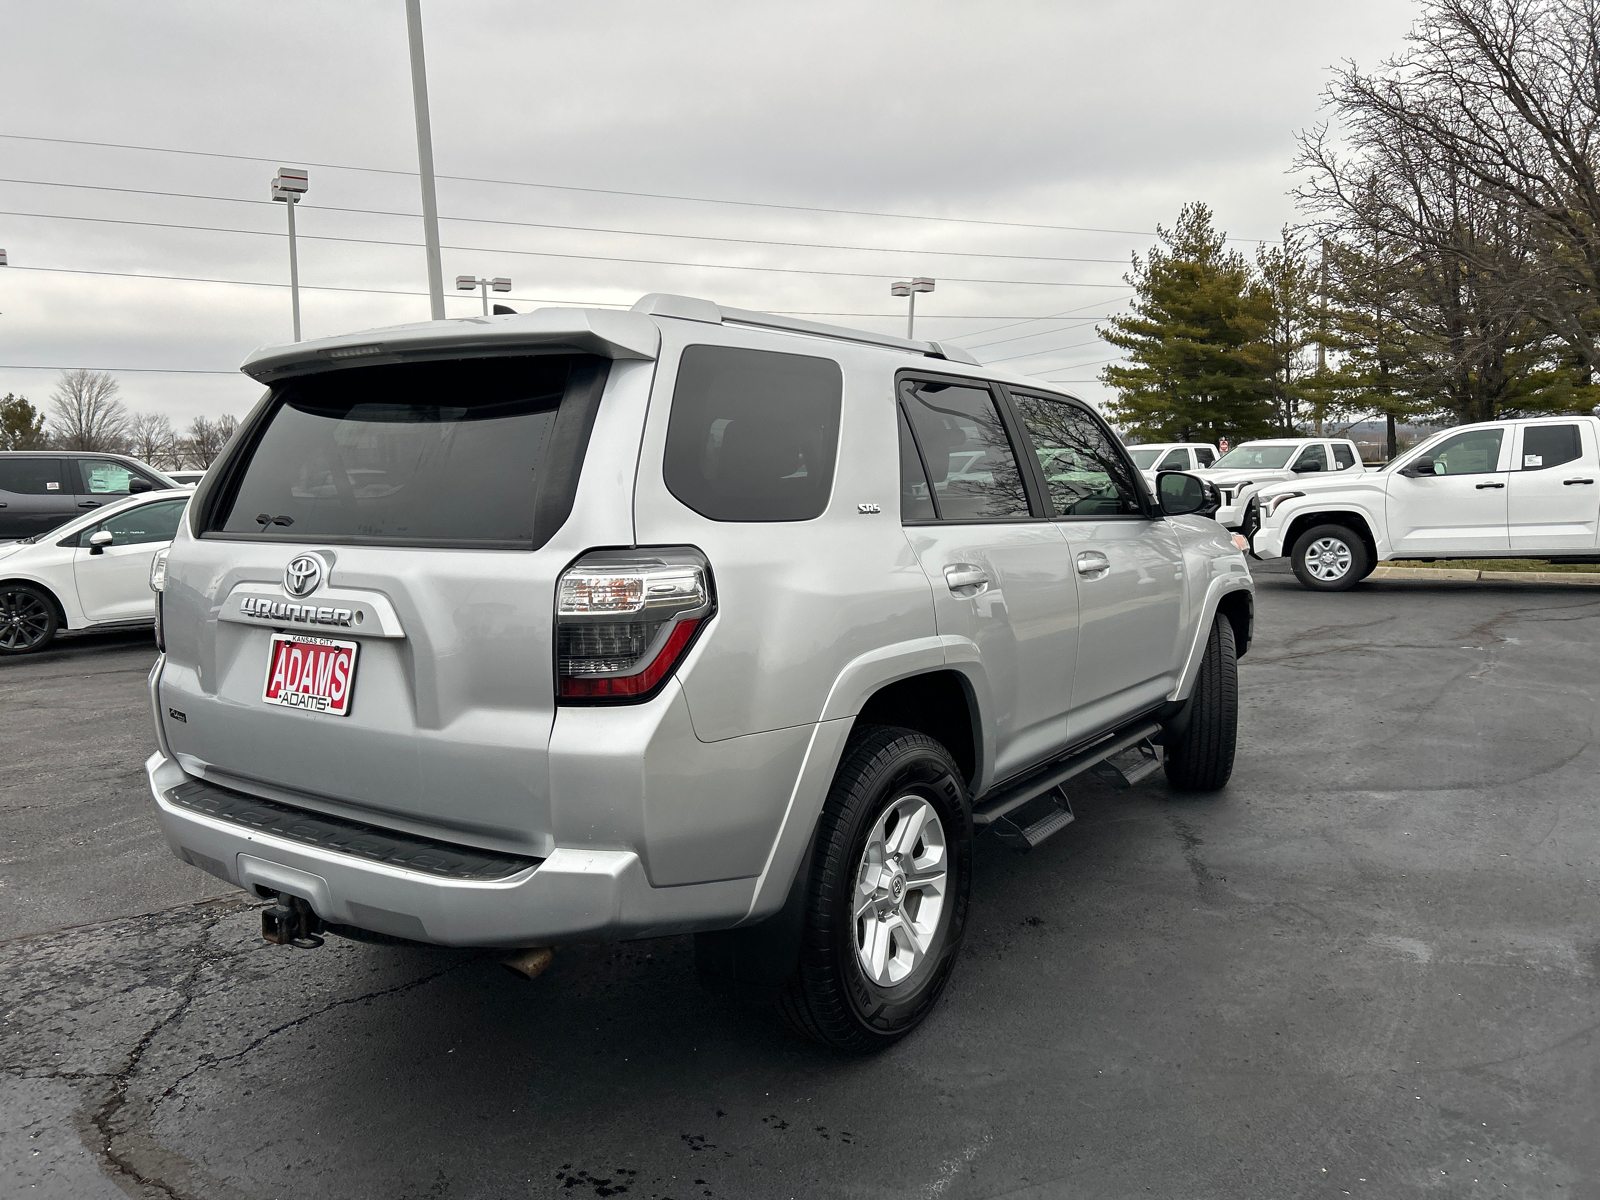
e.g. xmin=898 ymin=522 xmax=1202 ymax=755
xmin=1367 ymin=565 xmax=1600 ymax=585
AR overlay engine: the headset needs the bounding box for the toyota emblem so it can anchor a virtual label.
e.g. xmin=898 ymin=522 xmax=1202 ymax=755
xmin=283 ymin=555 xmax=323 ymax=598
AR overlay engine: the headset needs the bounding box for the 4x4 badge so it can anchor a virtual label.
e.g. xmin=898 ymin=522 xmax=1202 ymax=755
xmin=284 ymin=555 xmax=323 ymax=598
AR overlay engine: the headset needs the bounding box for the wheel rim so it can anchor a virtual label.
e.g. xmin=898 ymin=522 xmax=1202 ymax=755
xmin=0 ymin=589 xmax=52 ymax=651
xmin=853 ymin=793 xmax=948 ymax=987
xmin=1303 ymin=536 xmax=1353 ymax=581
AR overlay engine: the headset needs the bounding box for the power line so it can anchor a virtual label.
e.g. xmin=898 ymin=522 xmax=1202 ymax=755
xmin=982 ymin=340 xmax=1114 ymax=364
xmin=0 ymin=364 xmax=240 ymax=375
xmin=0 ymin=177 xmax=1129 ymax=266
xmin=0 ymin=209 xmax=1124 ymax=287
xmin=0 ymin=132 xmax=1269 ymax=240
xmin=964 ymin=324 xmax=1104 ymax=352
xmin=946 ymin=295 xmax=1132 ymax=343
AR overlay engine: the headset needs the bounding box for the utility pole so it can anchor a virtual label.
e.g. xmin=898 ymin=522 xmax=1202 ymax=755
xmin=890 ymin=277 xmax=935 ymax=339
xmin=271 ymin=168 xmax=308 ymax=340
xmin=405 ymin=0 xmax=446 ymax=320
xmin=457 ymin=275 xmax=511 ymax=315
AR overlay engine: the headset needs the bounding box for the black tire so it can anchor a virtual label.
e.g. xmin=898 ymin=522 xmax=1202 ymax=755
xmin=1289 ymin=523 xmax=1370 ymax=592
xmin=777 ymin=725 xmax=972 ymax=1053
xmin=0 ymin=583 xmax=60 ymax=655
xmin=1164 ymin=616 xmax=1238 ymax=792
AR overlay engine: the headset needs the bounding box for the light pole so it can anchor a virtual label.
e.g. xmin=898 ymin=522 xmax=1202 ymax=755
xmin=405 ymin=0 xmax=446 ymax=321
xmin=456 ymin=275 xmax=512 ymax=315
xmin=271 ymin=168 xmax=308 ymax=341
xmin=890 ymin=277 xmax=934 ymax=339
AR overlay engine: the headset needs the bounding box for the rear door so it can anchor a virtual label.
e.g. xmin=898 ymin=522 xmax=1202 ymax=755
xmin=1387 ymin=427 xmax=1511 ymax=555
xmin=72 ymin=496 xmax=188 ymax=623
xmin=898 ymin=374 xmax=1080 ymax=780
xmin=1006 ymin=389 xmax=1185 ymax=741
xmin=1507 ymin=420 xmax=1598 ymax=552
xmin=0 ymin=458 xmax=76 ymax=539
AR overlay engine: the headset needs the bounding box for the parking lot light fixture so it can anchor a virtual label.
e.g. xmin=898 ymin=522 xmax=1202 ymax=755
xmin=271 ymin=168 xmax=309 ymax=341
xmin=457 ymin=275 xmax=513 ymax=316
xmin=891 ymin=277 xmax=935 ymax=338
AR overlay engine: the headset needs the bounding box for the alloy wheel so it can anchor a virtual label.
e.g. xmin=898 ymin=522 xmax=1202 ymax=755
xmin=1303 ymin=536 xmax=1353 ymax=582
xmin=853 ymin=793 xmax=948 ymax=987
xmin=0 ymin=589 xmax=53 ymax=651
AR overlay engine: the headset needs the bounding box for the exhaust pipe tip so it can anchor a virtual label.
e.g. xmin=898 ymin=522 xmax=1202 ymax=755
xmin=500 ymin=946 xmax=555 ymax=982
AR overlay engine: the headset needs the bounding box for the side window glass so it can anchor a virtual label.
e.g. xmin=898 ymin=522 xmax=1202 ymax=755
xmin=0 ymin=459 xmax=66 ymax=495
xmin=76 ymin=459 xmax=134 ymax=495
xmin=897 ymin=407 xmax=936 ymax=521
xmin=1010 ymin=392 xmax=1142 ymax=517
xmin=899 ymin=379 xmax=1031 ymax=520
xmin=663 ymin=345 xmax=842 ymax=522
xmin=85 ymin=499 xmax=187 ymax=547
xmin=1521 ymin=425 xmax=1582 ymax=471
xmin=1431 ymin=429 xmax=1504 ymax=475
xmin=1332 ymin=443 xmax=1356 ymax=470
xmin=1157 ymin=449 xmax=1188 ymax=471
xmin=1295 ymin=444 xmax=1329 ymax=472
xmin=1194 ymin=447 xmax=1215 ymax=466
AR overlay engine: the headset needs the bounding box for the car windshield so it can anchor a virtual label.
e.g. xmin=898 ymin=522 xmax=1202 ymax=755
xmin=1127 ymin=448 xmax=1163 ymax=469
xmin=1212 ymin=444 xmax=1295 ymax=469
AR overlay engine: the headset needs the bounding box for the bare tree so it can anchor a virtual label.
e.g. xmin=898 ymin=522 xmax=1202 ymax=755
xmin=129 ymin=411 xmax=177 ymax=469
xmin=49 ymin=369 xmax=129 ymax=451
xmin=182 ymin=414 xmax=239 ymax=468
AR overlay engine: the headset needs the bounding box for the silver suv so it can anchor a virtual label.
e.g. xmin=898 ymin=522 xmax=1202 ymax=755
xmin=145 ymin=294 xmax=1254 ymax=1051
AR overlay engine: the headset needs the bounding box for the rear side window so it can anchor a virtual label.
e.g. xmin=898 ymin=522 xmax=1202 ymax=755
xmin=663 ymin=345 xmax=842 ymax=522
xmin=1332 ymin=443 xmax=1356 ymax=470
xmin=0 ymin=459 xmax=64 ymax=494
xmin=208 ymin=355 xmax=605 ymax=548
xmin=899 ymin=378 xmax=1031 ymax=520
xmin=898 ymin=407 xmax=936 ymax=521
xmin=1521 ymin=424 xmax=1582 ymax=470
xmin=1194 ymin=446 xmax=1215 ymax=466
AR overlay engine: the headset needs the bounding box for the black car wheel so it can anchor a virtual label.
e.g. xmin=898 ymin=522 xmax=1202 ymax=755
xmin=0 ymin=584 xmax=60 ymax=655
xmin=1163 ymin=615 xmax=1239 ymax=792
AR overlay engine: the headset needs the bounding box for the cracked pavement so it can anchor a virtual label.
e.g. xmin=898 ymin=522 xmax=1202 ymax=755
xmin=3 ymin=562 xmax=1599 ymax=1198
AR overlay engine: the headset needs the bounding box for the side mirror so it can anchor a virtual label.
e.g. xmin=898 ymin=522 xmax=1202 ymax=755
xmin=128 ymin=478 xmax=154 ymax=494
xmin=87 ymin=529 xmax=115 ymax=555
xmin=1157 ymin=471 xmax=1218 ymax=517
xmin=1403 ymin=455 xmax=1437 ymax=477
xmin=1292 ymin=460 xmax=1323 ymax=473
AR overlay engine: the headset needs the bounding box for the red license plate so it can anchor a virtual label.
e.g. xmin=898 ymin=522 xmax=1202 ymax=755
xmin=263 ymin=634 xmax=359 ymax=716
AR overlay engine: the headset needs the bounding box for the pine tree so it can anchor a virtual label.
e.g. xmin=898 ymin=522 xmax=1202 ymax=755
xmin=0 ymin=393 xmax=47 ymax=450
xmin=1256 ymin=230 xmax=1320 ymax=433
xmin=1101 ymin=203 xmax=1276 ymax=445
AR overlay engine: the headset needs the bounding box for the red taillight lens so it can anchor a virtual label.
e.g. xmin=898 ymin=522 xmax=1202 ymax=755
xmin=555 ymin=548 xmax=713 ymax=705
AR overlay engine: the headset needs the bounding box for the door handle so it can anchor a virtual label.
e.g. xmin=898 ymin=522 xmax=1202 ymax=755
xmin=1076 ymin=550 xmax=1112 ymax=577
xmin=1563 ymin=477 xmax=1595 ymax=485
xmin=78 ymin=500 xmax=102 ymax=508
xmin=944 ymin=564 xmax=990 ymax=596
xmin=1474 ymin=481 xmax=1505 ymax=489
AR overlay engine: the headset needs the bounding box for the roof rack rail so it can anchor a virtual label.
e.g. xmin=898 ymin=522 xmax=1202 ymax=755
xmin=630 ymin=293 xmax=980 ymax=366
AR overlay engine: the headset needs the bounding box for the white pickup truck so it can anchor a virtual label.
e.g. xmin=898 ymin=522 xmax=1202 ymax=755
xmin=1251 ymin=415 xmax=1600 ymax=590
xmin=1194 ymin=437 xmax=1365 ymax=530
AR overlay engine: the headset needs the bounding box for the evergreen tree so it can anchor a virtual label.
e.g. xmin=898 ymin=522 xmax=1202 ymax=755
xmin=1255 ymin=230 xmax=1320 ymax=433
xmin=0 ymin=393 xmax=47 ymax=450
xmin=1101 ymin=203 xmax=1276 ymax=445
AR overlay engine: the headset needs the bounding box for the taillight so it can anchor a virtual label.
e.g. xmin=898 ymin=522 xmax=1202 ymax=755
xmin=150 ymin=548 xmax=169 ymax=652
xmin=555 ymin=548 xmax=713 ymax=703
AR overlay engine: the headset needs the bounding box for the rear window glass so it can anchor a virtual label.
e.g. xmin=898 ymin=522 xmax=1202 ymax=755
xmin=211 ymin=355 xmax=593 ymax=547
xmin=1521 ymin=424 xmax=1581 ymax=470
xmin=0 ymin=459 xmax=64 ymax=494
xmin=663 ymin=345 xmax=843 ymax=522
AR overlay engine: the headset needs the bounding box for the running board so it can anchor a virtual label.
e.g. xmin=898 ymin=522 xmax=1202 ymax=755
xmin=971 ymin=720 xmax=1163 ymax=829
xmin=1091 ymin=740 xmax=1163 ymax=789
xmin=991 ymin=787 xmax=1075 ymax=851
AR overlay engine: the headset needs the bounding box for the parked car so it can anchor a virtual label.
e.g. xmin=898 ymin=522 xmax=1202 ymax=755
xmin=0 ymin=490 xmax=190 ymax=654
xmin=1192 ymin=437 xmax=1364 ymax=529
xmin=1126 ymin=442 xmax=1219 ymax=489
xmin=1252 ymin=416 xmax=1600 ymax=589
xmin=144 ymin=294 xmax=1254 ymax=1051
xmin=0 ymin=452 xmax=182 ymax=542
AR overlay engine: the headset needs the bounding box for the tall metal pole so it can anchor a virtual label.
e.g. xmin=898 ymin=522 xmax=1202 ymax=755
xmin=405 ymin=0 xmax=446 ymax=321
xmin=907 ymin=291 xmax=916 ymax=340
xmin=285 ymin=199 xmax=302 ymax=341
xmin=480 ymin=280 xmax=489 ymax=315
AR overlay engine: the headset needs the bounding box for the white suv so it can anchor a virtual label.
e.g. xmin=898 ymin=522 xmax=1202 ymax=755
xmin=1252 ymin=416 xmax=1600 ymax=589
xmin=144 ymin=293 xmax=1254 ymax=1051
xmin=1196 ymin=437 xmax=1364 ymax=529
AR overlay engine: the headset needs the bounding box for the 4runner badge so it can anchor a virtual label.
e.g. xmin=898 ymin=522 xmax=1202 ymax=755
xmin=857 ymin=503 xmax=881 ymax=514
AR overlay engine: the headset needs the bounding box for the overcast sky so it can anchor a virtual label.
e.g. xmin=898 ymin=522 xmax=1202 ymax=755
xmin=0 ymin=0 xmax=1418 ymax=428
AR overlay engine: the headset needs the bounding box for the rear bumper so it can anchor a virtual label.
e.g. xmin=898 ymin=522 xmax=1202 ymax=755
xmin=147 ymin=749 xmax=758 ymax=947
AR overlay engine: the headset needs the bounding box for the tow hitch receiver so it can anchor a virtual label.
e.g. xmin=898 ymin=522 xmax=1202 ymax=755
xmin=262 ymin=892 xmax=326 ymax=948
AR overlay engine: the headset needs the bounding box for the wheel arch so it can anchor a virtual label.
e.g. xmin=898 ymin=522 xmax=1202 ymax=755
xmin=849 ymin=669 xmax=979 ymax=789
xmin=0 ymin=576 xmax=70 ymax=628
xmin=1284 ymin=509 xmax=1378 ymax=564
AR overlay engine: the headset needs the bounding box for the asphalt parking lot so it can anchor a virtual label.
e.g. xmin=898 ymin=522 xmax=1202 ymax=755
xmin=4 ymin=561 xmax=1598 ymax=1199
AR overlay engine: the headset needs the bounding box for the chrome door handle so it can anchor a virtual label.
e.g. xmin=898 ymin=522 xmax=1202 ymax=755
xmin=1474 ymin=481 xmax=1505 ymax=489
xmin=1076 ymin=550 xmax=1111 ymax=577
xmin=944 ymin=564 xmax=990 ymax=596
xmin=1563 ymin=477 xmax=1595 ymax=485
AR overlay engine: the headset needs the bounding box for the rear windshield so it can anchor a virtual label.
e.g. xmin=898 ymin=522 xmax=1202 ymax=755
xmin=208 ymin=354 xmax=602 ymax=548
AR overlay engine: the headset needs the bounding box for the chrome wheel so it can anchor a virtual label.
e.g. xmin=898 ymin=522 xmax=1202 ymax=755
xmin=0 ymin=588 xmax=54 ymax=652
xmin=853 ymin=793 xmax=948 ymax=987
xmin=1303 ymin=536 xmax=1353 ymax=582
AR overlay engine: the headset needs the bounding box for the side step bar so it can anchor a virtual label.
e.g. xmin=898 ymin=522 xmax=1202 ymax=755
xmin=971 ymin=720 xmax=1163 ymax=830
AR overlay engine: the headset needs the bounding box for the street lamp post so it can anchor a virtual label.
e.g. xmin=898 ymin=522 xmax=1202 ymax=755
xmin=271 ymin=168 xmax=308 ymax=341
xmin=405 ymin=0 xmax=447 ymax=321
xmin=890 ymin=277 xmax=935 ymax=339
xmin=456 ymin=275 xmax=512 ymax=315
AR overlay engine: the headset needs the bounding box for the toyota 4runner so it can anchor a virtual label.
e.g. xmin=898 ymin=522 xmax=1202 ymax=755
xmin=145 ymin=293 xmax=1255 ymax=1051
